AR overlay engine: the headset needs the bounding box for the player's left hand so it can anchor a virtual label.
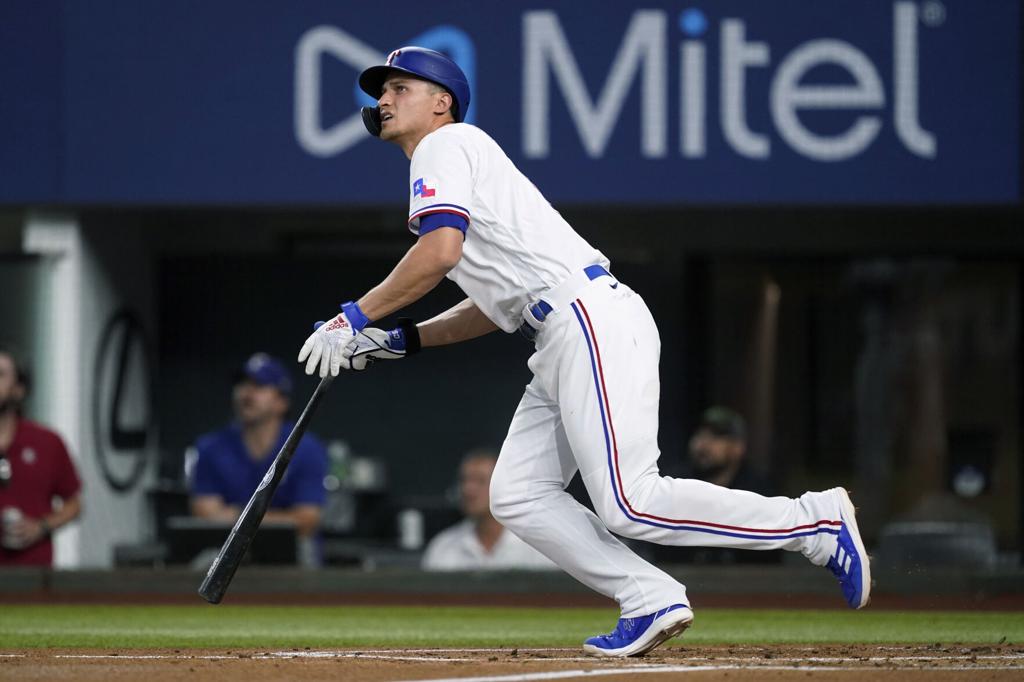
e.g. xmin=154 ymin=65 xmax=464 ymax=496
xmin=298 ymin=301 xmax=370 ymax=377
xmin=341 ymin=327 xmax=408 ymax=371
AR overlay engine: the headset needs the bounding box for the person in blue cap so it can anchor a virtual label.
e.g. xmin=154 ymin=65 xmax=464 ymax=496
xmin=189 ymin=353 xmax=327 ymax=549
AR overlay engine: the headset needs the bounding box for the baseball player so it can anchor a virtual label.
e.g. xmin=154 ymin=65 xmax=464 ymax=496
xmin=298 ymin=47 xmax=870 ymax=657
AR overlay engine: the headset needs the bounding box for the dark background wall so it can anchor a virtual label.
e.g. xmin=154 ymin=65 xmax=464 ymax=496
xmin=154 ymin=228 xmax=690 ymax=504
xmin=129 ymin=205 xmax=1024 ymax=548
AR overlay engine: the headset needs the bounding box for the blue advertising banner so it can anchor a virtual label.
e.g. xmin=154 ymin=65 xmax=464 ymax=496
xmin=0 ymin=0 xmax=1019 ymax=205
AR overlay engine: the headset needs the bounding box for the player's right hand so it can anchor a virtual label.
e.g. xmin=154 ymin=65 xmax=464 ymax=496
xmin=298 ymin=301 xmax=370 ymax=377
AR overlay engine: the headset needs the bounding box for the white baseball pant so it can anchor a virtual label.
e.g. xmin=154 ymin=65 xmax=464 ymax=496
xmin=490 ymin=272 xmax=844 ymax=617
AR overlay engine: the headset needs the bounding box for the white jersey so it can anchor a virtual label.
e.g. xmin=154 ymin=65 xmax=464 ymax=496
xmin=408 ymin=123 xmax=608 ymax=333
xmin=420 ymin=519 xmax=557 ymax=571
xmin=397 ymin=122 xmax=855 ymax=629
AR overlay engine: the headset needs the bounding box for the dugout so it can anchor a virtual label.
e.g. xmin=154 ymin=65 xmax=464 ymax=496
xmin=4 ymin=204 xmax=1021 ymax=571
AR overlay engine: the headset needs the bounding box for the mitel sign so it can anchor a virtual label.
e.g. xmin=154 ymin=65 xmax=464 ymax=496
xmin=0 ymin=1 xmax=1016 ymax=204
xmin=299 ymin=2 xmax=942 ymax=163
xmin=523 ymin=2 xmax=938 ymax=162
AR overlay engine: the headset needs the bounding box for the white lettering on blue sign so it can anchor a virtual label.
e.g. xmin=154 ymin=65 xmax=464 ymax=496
xmin=521 ymin=1 xmax=937 ymax=162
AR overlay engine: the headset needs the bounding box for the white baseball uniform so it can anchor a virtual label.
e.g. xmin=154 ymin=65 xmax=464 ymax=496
xmin=421 ymin=520 xmax=557 ymax=571
xmin=408 ymin=123 xmax=847 ymax=617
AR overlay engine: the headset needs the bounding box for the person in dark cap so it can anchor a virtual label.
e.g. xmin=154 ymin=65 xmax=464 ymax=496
xmin=688 ymin=406 xmax=769 ymax=493
xmin=645 ymin=407 xmax=779 ymax=566
xmin=189 ymin=353 xmax=327 ymax=544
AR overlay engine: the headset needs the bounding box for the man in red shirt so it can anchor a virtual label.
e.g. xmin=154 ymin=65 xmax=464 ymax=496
xmin=0 ymin=346 xmax=82 ymax=566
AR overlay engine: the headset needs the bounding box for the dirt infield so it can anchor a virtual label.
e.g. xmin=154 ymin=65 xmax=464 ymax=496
xmin=2 ymin=644 xmax=1022 ymax=681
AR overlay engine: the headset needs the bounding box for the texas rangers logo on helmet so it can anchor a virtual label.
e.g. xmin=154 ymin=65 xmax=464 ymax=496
xmin=386 ymin=49 xmax=401 ymax=66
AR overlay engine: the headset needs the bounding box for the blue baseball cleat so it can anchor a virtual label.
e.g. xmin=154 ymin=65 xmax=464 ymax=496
xmin=828 ymin=488 xmax=872 ymax=609
xmin=583 ymin=603 xmax=693 ymax=657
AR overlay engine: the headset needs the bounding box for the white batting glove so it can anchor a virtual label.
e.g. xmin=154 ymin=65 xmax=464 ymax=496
xmin=342 ymin=319 xmax=422 ymax=371
xmin=297 ymin=301 xmax=370 ymax=377
xmin=341 ymin=328 xmax=406 ymax=371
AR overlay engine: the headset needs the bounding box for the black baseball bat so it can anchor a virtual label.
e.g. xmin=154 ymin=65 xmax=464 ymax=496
xmin=198 ymin=374 xmax=334 ymax=604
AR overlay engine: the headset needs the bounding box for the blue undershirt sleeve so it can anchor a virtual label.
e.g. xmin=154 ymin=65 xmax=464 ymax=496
xmin=417 ymin=211 xmax=469 ymax=236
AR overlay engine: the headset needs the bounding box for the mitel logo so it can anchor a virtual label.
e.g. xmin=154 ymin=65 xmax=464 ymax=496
xmin=524 ymin=2 xmax=939 ymax=162
xmin=295 ymin=26 xmax=476 ymax=157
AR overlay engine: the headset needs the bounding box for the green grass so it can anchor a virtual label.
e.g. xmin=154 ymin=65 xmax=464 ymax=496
xmin=0 ymin=606 xmax=1021 ymax=649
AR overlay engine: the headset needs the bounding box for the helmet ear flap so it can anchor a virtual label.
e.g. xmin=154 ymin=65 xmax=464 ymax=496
xmin=361 ymin=106 xmax=382 ymax=137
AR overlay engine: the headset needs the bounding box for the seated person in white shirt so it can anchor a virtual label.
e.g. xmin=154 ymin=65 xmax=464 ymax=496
xmin=421 ymin=450 xmax=555 ymax=571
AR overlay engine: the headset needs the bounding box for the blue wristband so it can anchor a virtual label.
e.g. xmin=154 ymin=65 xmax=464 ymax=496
xmin=341 ymin=301 xmax=370 ymax=332
xmin=385 ymin=327 xmax=407 ymax=352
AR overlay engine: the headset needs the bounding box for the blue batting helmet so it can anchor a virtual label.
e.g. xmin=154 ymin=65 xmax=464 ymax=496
xmin=359 ymin=47 xmax=471 ymax=123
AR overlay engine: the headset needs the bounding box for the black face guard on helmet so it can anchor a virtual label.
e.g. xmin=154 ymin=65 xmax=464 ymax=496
xmin=360 ymin=91 xmax=458 ymax=137
xmin=361 ymin=106 xmax=382 ymax=137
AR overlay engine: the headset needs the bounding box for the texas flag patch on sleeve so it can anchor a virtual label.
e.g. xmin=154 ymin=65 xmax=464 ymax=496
xmin=412 ymin=177 xmax=436 ymax=198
